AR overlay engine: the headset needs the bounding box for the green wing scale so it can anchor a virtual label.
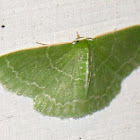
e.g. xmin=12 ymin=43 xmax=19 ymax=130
xmin=0 ymin=25 xmax=140 ymax=118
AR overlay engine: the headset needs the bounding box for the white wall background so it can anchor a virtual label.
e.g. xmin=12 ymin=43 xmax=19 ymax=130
xmin=0 ymin=0 xmax=140 ymax=140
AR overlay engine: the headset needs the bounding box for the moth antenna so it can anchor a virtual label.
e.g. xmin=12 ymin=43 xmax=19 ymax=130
xmin=36 ymin=42 xmax=47 ymax=45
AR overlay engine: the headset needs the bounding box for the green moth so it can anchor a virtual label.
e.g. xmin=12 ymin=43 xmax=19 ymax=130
xmin=0 ymin=25 xmax=140 ymax=118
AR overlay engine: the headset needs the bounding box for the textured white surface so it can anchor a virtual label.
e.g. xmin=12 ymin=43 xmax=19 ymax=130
xmin=0 ymin=0 xmax=140 ymax=140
